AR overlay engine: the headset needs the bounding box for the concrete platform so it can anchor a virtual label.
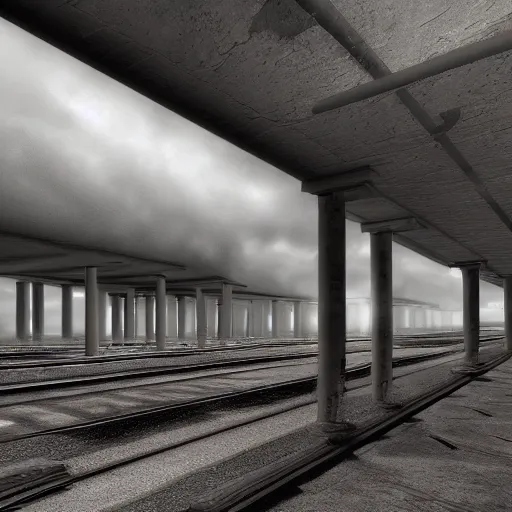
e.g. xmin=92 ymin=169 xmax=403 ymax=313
xmin=262 ymin=357 xmax=512 ymax=512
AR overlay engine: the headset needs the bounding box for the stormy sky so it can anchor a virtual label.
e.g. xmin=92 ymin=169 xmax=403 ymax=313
xmin=0 ymin=18 xmax=505 ymax=336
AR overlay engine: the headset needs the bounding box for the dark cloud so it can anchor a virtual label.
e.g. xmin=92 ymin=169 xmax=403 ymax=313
xmin=0 ymin=19 xmax=505 ymax=336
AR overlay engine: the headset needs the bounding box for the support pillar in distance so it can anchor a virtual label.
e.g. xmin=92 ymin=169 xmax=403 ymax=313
xmin=178 ymin=296 xmax=187 ymax=339
xmin=15 ymin=281 xmax=30 ymax=341
xmin=167 ymin=295 xmax=178 ymax=338
xmin=98 ymin=290 xmax=107 ymax=341
xmin=61 ymin=284 xmax=73 ymax=339
xmin=218 ymin=283 xmax=233 ymax=343
xmin=271 ymin=300 xmax=280 ymax=338
xmin=155 ymin=276 xmax=167 ymax=350
xmin=32 ymin=282 xmax=44 ymax=342
xmin=293 ymin=301 xmax=303 ymax=338
xmin=196 ymin=288 xmax=207 ymax=348
xmin=85 ymin=267 xmax=99 ymax=356
xmin=124 ymin=288 xmax=135 ymax=341
xmin=145 ymin=295 xmax=155 ymax=341
xmin=111 ymin=294 xmax=123 ymax=343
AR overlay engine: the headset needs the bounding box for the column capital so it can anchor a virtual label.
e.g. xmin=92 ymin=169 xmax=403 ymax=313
xmin=450 ymin=260 xmax=485 ymax=270
xmin=361 ymin=217 xmax=424 ymax=234
xmin=302 ymin=167 xmax=377 ymax=197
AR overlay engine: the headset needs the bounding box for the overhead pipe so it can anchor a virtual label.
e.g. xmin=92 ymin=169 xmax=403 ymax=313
xmin=313 ymin=29 xmax=512 ymax=114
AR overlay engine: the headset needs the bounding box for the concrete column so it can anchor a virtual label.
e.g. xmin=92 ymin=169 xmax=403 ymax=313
xmin=61 ymin=284 xmax=73 ymax=339
xmin=425 ymin=308 xmax=433 ymax=329
xmin=136 ymin=297 xmax=145 ymax=337
xmin=134 ymin=296 xmax=139 ymax=339
xmin=218 ymin=283 xmax=233 ymax=341
xmin=416 ymin=308 xmax=426 ymax=330
xmin=111 ymin=295 xmax=123 ymax=342
xmin=216 ymin=299 xmax=221 ymax=338
xmin=504 ymin=276 xmax=512 ymax=352
xmin=189 ymin=298 xmax=196 ymax=338
xmin=231 ymin=301 xmax=244 ymax=337
xmin=206 ymin=298 xmax=217 ymax=338
xmin=272 ymin=300 xmax=280 ymax=338
xmin=281 ymin=302 xmax=291 ymax=337
xmin=167 ymin=295 xmax=178 ymax=338
xmin=370 ymin=231 xmax=394 ymax=403
xmin=196 ymin=288 xmax=207 ymax=348
xmin=15 ymin=281 xmax=30 ymax=340
xmin=262 ymin=300 xmax=271 ymax=337
xmin=293 ymin=301 xmax=303 ymax=338
xmin=122 ymin=289 xmax=135 ymax=341
xmin=398 ymin=306 xmax=408 ymax=333
xmin=301 ymin=303 xmax=309 ymax=337
xmin=32 ymin=282 xmax=44 ymax=341
xmin=155 ymin=276 xmax=167 ymax=350
xmin=98 ymin=290 xmax=107 ymax=340
xmin=85 ymin=267 xmax=99 ymax=356
xmin=178 ymin=296 xmax=187 ymax=339
xmin=316 ymin=192 xmax=351 ymax=427
xmin=145 ymin=295 xmax=155 ymax=341
xmin=252 ymin=301 xmax=264 ymax=338
xmin=461 ymin=264 xmax=480 ymax=366
xmin=246 ymin=302 xmax=252 ymax=337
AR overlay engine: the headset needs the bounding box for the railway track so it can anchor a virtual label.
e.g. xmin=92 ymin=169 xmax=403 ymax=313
xmin=0 ymin=347 xmax=501 ymax=511
xmin=0 ymin=351 xmax=324 ymax=394
xmin=0 ymin=350 xmax=457 ymax=445
xmin=0 ymin=341 xmax=320 ymax=369
xmin=0 ymin=331 xmax=504 ymax=371
xmin=0 ymin=333 xmax=503 ymax=371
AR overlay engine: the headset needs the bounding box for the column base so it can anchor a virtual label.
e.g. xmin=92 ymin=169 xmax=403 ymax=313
xmin=375 ymin=400 xmax=403 ymax=411
xmin=450 ymin=362 xmax=483 ymax=375
xmin=315 ymin=421 xmax=357 ymax=435
xmin=313 ymin=421 xmax=358 ymax=444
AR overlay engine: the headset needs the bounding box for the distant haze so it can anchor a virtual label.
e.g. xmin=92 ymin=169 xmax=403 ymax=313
xmin=0 ymin=18 xmax=505 ymax=336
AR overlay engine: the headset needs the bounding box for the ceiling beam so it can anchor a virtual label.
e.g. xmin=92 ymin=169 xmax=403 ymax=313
xmin=301 ymin=166 xmax=377 ymax=195
xmin=361 ymin=217 xmax=424 ymax=234
xmin=0 ymin=229 xmax=187 ymax=270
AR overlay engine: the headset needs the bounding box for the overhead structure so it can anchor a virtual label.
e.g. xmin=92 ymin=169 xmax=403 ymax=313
xmin=1 ymin=1 xmax=511 ymax=288
xmin=2 ymin=1 xmax=511 ymax=421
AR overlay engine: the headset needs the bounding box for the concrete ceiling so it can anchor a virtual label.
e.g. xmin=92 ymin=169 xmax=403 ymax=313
xmin=1 ymin=0 xmax=512 ymax=289
xmin=0 ymin=229 xmax=235 ymax=290
xmin=0 ymin=230 xmax=310 ymax=300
